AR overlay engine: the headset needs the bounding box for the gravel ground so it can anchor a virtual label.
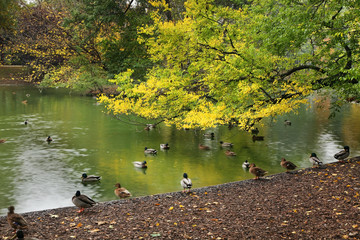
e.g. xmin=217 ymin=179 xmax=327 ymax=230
xmin=1 ymin=157 xmax=359 ymax=239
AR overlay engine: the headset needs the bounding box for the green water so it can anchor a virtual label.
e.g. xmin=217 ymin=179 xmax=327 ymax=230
xmin=1 ymin=85 xmax=359 ymax=215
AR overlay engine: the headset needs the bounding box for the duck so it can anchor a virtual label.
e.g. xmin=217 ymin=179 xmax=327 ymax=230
xmin=160 ymin=143 xmax=170 ymax=150
xmin=252 ymin=135 xmax=264 ymax=141
xmin=133 ymin=161 xmax=147 ymax=168
xmin=251 ymin=128 xmax=259 ymax=135
xmin=72 ymin=190 xmax=96 ymax=213
xmin=144 ymin=147 xmax=157 ymax=154
xmin=334 ymin=146 xmax=350 ymax=163
xmin=203 ymin=132 xmax=215 ymax=139
xmin=309 ymin=153 xmax=322 ymax=168
xmin=242 ymin=160 xmax=250 ymax=169
xmin=220 ymin=141 xmax=233 ymax=147
xmin=284 ymin=120 xmax=292 ymax=126
xmin=280 ymin=158 xmax=297 ymax=172
xmin=198 ymin=144 xmax=210 ymax=150
xmin=7 ymin=206 xmax=27 ymax=231
xmin=0 ymin=139 xmax=6 ymax=143
xmin=46 ymin=136 xmax=52 ymax=142
xmin=114 ymin=183 xmax=132 ymax=198
xmin=81 ymin=173 xmax=101 ymax=183
xmin=249 ymin=163 xmax=267 ymax=180
xmin=180 ymin=173 xmax=192 ymax=193
xmin=24 ymin=120 xmax=28 ymax=125
xmin=225 ymin=149 xmax=236 ymax=156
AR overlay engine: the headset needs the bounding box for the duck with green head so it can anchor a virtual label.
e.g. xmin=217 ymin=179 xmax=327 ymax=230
xmin=81 ymin=173 xmax=101 ymax=183
xmin=72 ymin=190 xmax=96 ymax=213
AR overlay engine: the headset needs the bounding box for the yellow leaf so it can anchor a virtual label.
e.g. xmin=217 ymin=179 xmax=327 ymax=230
xmin=169 ymin=206 xmax=174 ymax=211
xmin=76 ymin=222 xmax=82 ymax=228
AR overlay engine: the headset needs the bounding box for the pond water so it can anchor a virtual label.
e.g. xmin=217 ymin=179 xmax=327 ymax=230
xmin=1 ymin=85 xmax=360 ymax=215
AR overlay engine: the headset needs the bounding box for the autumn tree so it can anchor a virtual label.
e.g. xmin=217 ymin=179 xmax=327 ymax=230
xmin=99 ymin=0 xmax=360 ymax=130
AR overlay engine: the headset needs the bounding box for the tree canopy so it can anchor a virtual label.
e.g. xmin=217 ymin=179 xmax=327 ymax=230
xmin=99 ymin=0 xmax=360 ymax=130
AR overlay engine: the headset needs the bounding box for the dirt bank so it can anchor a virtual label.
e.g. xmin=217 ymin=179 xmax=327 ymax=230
xmin=1 ymin=157 xmax=359 ymax=239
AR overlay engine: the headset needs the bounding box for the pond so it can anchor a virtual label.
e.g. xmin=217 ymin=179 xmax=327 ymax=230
xmin=0 ymin=85 xmax=359 ymax=216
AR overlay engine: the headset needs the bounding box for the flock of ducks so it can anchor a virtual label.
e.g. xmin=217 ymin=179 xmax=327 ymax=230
xmin=71 ymin=171 xmax=193 ymax=213
xmin=241 ymin=145 xmax=351 ymax=180
xmin=4 ymin=120 xmax=352 ymax=236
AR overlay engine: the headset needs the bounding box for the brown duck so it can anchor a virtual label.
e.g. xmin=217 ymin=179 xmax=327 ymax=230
xmin=249 ymin=163 xmax=267 ymax=180
xmin=7 ymin=206 xmax=27 ymax=231
xmin=114 ymin=183 xmax=132 ymax=198
xmin=225 ymin=149 xmax=236 ymax=156
xmin=280 ymin=158 xmax=297 ymax=172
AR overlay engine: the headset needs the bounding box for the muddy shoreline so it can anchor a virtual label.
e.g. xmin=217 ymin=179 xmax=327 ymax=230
xmin=1 ymin=157 xmax=359 ymax=239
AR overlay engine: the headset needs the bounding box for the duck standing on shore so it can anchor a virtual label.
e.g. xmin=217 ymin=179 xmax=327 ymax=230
xmin=81 ymin=173 xmax=101 ymax=183
xmin=7 ymin=206 xmax=27 ymax=231
xmin=309 ymin=153 xmax=322 ymax=168
xmin=280 ymin=158 xmax=297 ymax=172
xmin=72 ymin=190 xmax=96 ymax=213
xmin=180 ymin=173 xmax=192 ymax=193
xmin=249 ymin=163 xmax=267 ymax=180
xmin=334 ymin=146 xmax=350 ymax=163
xmin=114 ymin=183 xmax=132 ymax=198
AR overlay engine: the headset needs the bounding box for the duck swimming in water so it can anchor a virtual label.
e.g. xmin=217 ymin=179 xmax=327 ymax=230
xmin=133 ymin=161 xmax=148 ymax=168
xmin=81 ymin=173 xmax=101 ymax=183
xmin=144 ymin=147 xmax=157 ymax=154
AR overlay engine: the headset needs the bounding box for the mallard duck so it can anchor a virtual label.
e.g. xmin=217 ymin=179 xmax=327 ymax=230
xmin=0 ymin=139 xmax=6 ymax=143
xmin=334 ymin=146 xmax=350 ymax=163
xmin=72 ymin=190 xmax=96 ymax=213
xmin=284 ymin=120 xmax=292 ymax=126
xmin=242 ymin=160 xmax=250 ymax=169
xmin=160 ymin=143 xmax=170 ymax=150
xmin=133 ymin=161 xmax=147 ymax=168
xmin=280 ymin=158 xmax=297 ymax=172
xmin=180 ymin=173 xmax=192 ymax=193
xmin=144 ymin=147 xmax=157 ymax=154
xmin=46 ymin=136 xmax=52 ymax=142
xmin=203 ymin=132 xmax=215 ymax=139
xmin=220 ymin=141 xmax=233 ymax=147
xmin=114 ymin=183 xmax=131 ymax=198
xmin=251 ymin=128 xmax=259 ymax=135
xmin=81 ymin=173 xmax=101 ymax=183
xmin=7 ymin=206 xmax=27 ymax=231
xmin=198 ymin=144 xmax=210 ymax=150
xmin=249 ymin=163 xmax=267 ymax=180
xmin=225 ymin=149 xmax=236 ymax=156
xmin=309 ymin=153 xmax=322 ymax=167
xmin=252 ymin=135 xmax=264 ymax=141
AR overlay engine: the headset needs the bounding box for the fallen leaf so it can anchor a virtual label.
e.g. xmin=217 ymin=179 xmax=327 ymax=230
xmin=169 ymin=206 xmax=174 ymax=211
xmin=96 ymin=221 xmax=107 ymax=225
xmin=89 ymin=229 xmax=101 ymax=233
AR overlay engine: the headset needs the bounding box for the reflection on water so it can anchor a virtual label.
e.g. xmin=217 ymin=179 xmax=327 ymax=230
xmin=0 ymin=86 xmax=359 ymax=215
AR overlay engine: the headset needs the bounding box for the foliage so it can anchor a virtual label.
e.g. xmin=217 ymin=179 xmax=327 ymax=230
xmin=102 ymin=0 xmax=360 ymax=130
